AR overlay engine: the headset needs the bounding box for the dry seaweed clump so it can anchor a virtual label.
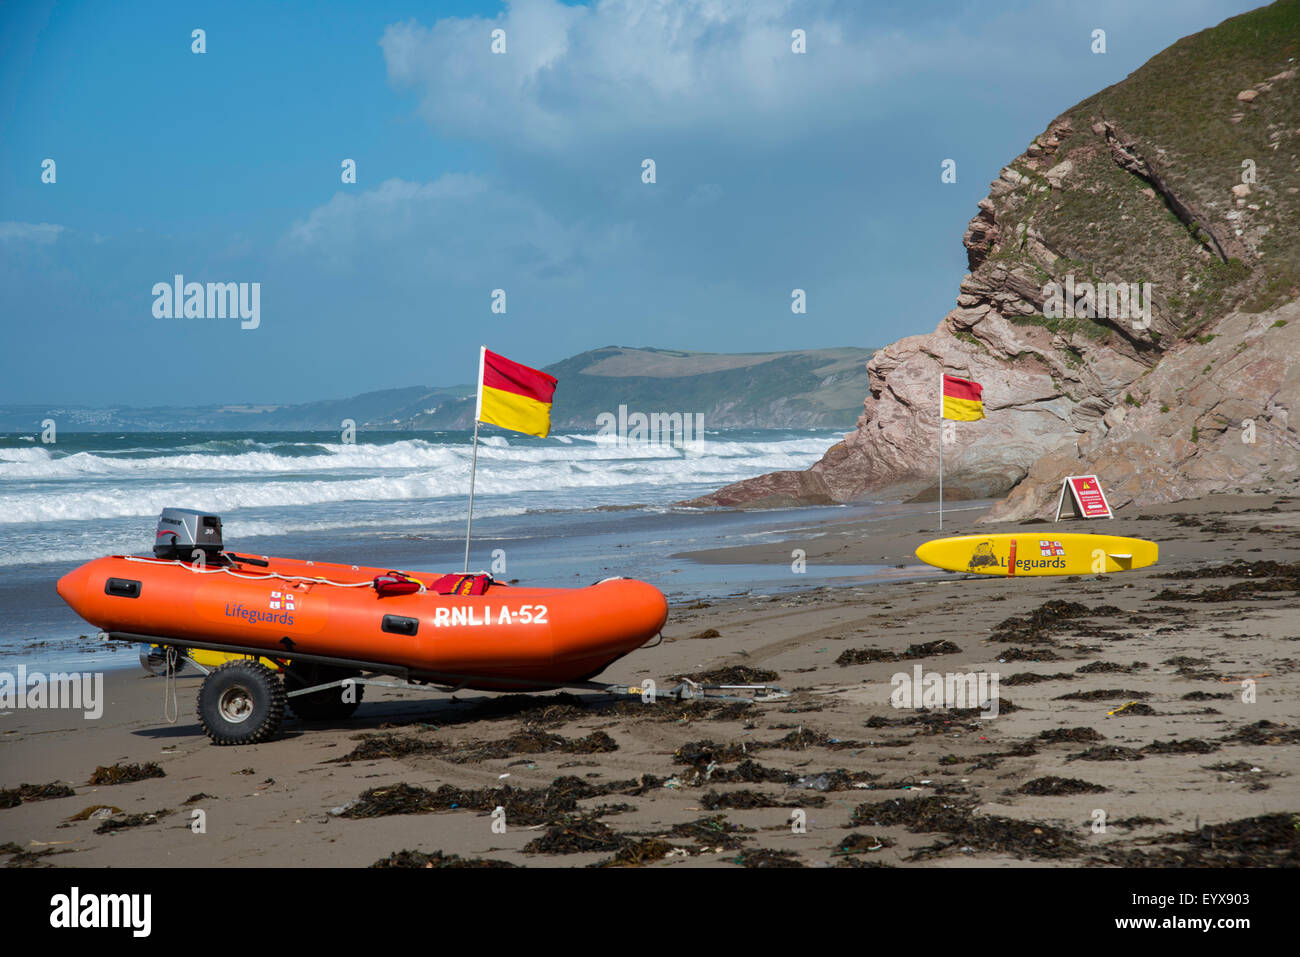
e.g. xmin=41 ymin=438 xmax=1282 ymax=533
xmin=337 ymin=775 xmax=643 ymax=827
xmin=449 ymin=729 xmax=618 ymax=763
xmin=832 ymin=833 xmax=895 ymax=856
xmin=0 ymin=841 xmax=74 ymax=868
xmin=676 ymin=666 xmax=780 ymax=685
xmin=851 ymin=794 xmax=1084 ymax=861
xmin=835 ymin=640 xmax=961 ymax=667
xmin=0 ymin=782 xmax=75 ymax=809
xmin=674 ymin=739 xmax=749 ymax=767
xmin=702 ymin=789 xmax=823 ymax=810
xmin=1066 ymin=746 xmax=1145 ymax=762
xmin=1017 ymin=777 xmax=1107 ymax=796
xmin=1076 ymin=661 xmax=1149 ymax=674
xmin=668 ymin=815 xmax=753 ymax=850
xmin=990 ymin=600 xmax=1092 ymax=644
xmin=732 ymin=848 xmax=804 ymax=868
xmin=371 ymin=849 xmax=517 ymax=868
xmin=605 ymin=697 xmax=753 ymax=724
xmin=764 ymin=726 xmax=865 ymax=750
xmin=1003 ymin=671 xmax=1076 ymax=685
xmin=1157 ymin=560 xmax=1300 ymax=581
xmin=1221 ymin=720 xmax=1300 ymax=746
xmin=1142 ymin=738 xmax=1218 ymax=755
xmin=331 ymin=733 xmax=447 ymax=762
xmin=1102 ymin=813 xmax=1300 ymax=867
xmin=523 ymin=816 xmax=627 ymax=855
xmin=596 ymin=838 xmax=685 ymax=867
xmin=999 ymin=648 xmax=1063 ymax=662
xmin=94 ymin=810 xmax=171 ymax=835
xmin=1037 ymin=727 xmax=1105 ymax=744
xmin=852 ymin=794 xmax=975 ymax=831
xmin=1151 ymin=562 xmax=1300 ymax=602
xmin=334 ymin=728 xmax=619 ymax=764
xmin=1054 ymin=689 xmax=1150 ymax=701
xmin=699 ymin=759 xmax=792 ymax=785
xmin=88 ymin=762 xmax=165 ymax=786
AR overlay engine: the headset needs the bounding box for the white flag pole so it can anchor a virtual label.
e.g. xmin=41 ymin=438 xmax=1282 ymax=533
xmin=463 ymin=346 xmax=487 ymax=573
xmin=938 ymin=372 xmax=944 ymax=531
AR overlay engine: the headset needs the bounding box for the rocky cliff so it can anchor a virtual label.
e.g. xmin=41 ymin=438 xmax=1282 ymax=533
xmin=687 ymin=0 xmax=1300 ymax=516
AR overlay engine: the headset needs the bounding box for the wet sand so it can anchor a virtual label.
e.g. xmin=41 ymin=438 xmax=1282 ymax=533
xmin=1 ymin=493 xmax=1296 ymax=868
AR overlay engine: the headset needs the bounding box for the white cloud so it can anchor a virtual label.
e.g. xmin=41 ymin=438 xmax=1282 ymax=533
xmin=379 ymin=0 xmax=907 ymax=152
xmin=0 ymin=222 xmax=64 ymax=244
xmin=283 ymin=174 xmax=632 ymax=279
xmin=380 ymin=0 xmax=1264 ymax=158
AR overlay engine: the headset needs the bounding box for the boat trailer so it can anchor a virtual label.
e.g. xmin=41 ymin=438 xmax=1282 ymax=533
xmin=113 ymin=631 xmax=789 ymax=745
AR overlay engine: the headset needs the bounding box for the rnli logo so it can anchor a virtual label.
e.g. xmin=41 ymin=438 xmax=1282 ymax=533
xmin=270 ymin=590 xmax=296 ymax=611
xmin=1038 ymin=540 xmax=1065 ymax=557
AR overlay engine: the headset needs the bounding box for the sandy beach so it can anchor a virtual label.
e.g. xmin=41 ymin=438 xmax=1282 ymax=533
xmin=1 ymin=493 xmax=1296 ymax=868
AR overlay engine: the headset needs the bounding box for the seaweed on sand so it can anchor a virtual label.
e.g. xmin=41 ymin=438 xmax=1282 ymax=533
xmin=676 ymin=666 xmax=780 ymax=685
xmin=1054 ymin=689 xmax=1150 ymax=701
xmin=673 ymin=739 xmax=750 ymax=767
xmin=595 ymin=838 xmax=685 ymax=867
xmin=1142 ymin=738 xmax=1218 ymax=755
xmin=523 ymin=816 xmax=627 ymax=855
xmin=1221 ymin=720 xmax=1300 ymax=746
xmin=1101 ymin=813 xmax=1300 ymax=867
xmin=1017 ymin=777 xmax=1107 ymax=796
xmin=667 ymin=815 xmax=752 ymax=850
xmin=88 ymin=763 xmax=165 ymax=786
xmin=851 ymin=794 xmax=1084 ymax=860
xmin=0 ymin=782 xmax=75 ymax=809
xmin=832 ymin=832 xmax=895 ymax=855
xmin=835 ymin=640 xmax=961 ymax=667
xmin=1066 ymin=746 xmax=1145 ymax=762
xmin=1037 ymin=727 xmax=1104 ymax=744
xmin=338 ymin=775 xmax=649 ymax=827
xmin=370 ymin=849 xmax=516 ymax=868
xmin=94 ymin=810 xmax=171 ymax=835
xmin=701 ymin=789 xmax=824 ymax=810
xmin=333 ymin=728 xmax=619 ymax=764
xmin=731 ymin=848 xmax=804 ymax=868
xmin=0 ymin=842 xmax=74 ymax=868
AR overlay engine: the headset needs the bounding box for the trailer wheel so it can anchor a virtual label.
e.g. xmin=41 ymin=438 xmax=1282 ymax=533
xmin=283 ymin=663 xmax=364 ymax=720
xmin=197 ymin=660 xmax=286 ymax=745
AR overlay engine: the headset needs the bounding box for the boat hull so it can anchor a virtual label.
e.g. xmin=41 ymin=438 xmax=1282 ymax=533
xmin=57 ymin=555 xmax=668 ymax=689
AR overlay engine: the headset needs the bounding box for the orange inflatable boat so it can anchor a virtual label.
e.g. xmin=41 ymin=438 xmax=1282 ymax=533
xmin=56 ymin=509 xmax=668 ymax=745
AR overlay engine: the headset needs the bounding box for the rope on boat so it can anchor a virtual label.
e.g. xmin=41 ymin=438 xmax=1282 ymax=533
xmin=122 ymin=555 xmax=388 ymax=589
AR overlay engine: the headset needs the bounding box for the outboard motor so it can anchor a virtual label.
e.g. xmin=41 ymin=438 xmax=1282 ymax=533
xmin=154 ymin=507 xmax=224 ymax=563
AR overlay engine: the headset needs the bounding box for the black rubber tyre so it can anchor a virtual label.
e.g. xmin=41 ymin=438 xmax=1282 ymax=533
xmin=196 ymin=660 xmax=286 ymax=746
xmin=283 ymin=663 xmax=364 ymax=720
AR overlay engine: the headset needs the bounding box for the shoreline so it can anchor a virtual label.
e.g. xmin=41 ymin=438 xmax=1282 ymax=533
xmin=674 ymin=492 xmax=1297 ymax=570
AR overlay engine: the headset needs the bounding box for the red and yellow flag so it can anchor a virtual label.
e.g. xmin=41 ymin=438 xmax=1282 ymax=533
xmin=941 ymin=374 xmax=984 ymax=421
xmin=475 ymin=347 xmax=558 ymax=438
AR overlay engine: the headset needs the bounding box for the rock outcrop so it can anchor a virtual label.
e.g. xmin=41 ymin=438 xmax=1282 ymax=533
xmin=990 ymin=301 xmax=1298 ymax=519
xmin=686 ymin=1 xmax=1299 ymax=514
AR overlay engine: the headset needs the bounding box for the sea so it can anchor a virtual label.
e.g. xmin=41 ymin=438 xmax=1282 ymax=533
xmin=0 ymin=428 xmax=921 ymax=670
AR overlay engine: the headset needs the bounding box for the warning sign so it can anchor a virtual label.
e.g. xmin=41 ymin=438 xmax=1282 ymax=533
xmin=1054 ymin=475 xmax=1113 ymax=521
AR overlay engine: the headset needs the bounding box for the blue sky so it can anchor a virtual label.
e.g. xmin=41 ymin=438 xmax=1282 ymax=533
xmin=0 ymin=0 xmax=1265 ymax=406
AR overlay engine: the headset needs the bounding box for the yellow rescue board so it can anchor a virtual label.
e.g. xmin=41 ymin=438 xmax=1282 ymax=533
xmin=916 ymin=533 xmax=1158 ymax=577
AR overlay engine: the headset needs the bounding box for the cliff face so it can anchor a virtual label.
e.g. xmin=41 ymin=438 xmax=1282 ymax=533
xmin=688 ymin=0 xmax=1300 ymax=514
